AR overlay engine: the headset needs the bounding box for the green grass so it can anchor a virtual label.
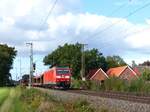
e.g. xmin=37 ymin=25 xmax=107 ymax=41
xmin=0 ymin=88 xmax=10 ymax=106
xmin=10 ymin=87 xmax=23 ymax=112
xmin=0 ymin=87 xmax=97 ymax=112
xmin=19 ymin=88 xmax=95 ymax=112
xmin=0 ymin=87 xmax=116 ymax=112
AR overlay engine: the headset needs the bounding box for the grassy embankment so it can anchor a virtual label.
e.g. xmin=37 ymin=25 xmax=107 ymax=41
xmin=0 ymin=88 xmax=10 ymax=106
xmin=0 ymin=87 xmax=112 ymax=112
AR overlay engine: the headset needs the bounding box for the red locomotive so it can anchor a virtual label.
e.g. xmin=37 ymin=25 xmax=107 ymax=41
xmin=33 ymin=66 xmax=71 ymax=89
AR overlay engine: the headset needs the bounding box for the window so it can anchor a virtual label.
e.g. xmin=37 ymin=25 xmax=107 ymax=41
xmin=57 ymin=69 xmax=70 ymax=75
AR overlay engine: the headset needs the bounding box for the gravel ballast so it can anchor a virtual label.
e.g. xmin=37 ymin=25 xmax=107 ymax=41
xmin=37 ymin=88 xmax=150 ymax=112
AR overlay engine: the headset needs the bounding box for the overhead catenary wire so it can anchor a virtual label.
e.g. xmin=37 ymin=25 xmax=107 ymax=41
xmin=93 ymin=26 xmax=150 ymax=52
xmin=87 ymin=1 xmax=150 ymax=41
xmin=25 ymin=0 xmax=58 ymax=43
xmin=109 ymin=2 xmax=128 ymax=17
xmin=68 ymin=1 xmax=128 ymax=45
xmin=26 ymin=0 xmax=58 ymax=77
xmin=97 ymin=23 xmax=150 ymax=48
xmin=91 ymin=1 xmax=150 ymax=50
xmin=38 ymin=0 xmax=58 ymax=32
xmin=77 ymin=1 xmax=150 ymax=57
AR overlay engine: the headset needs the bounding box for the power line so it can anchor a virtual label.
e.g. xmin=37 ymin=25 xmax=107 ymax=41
xmin=109 ymin=2 xmax=127 ymax=16
xmin=26 ymin=0 xmax=58 ymax=79
xmin=84 ymin=0 xmax=150 ymax=50
xmin=39 ymin=0 xmax=58 ymax=31
xmin=68 ymin=1 xmax=127 ymax=45
xmin=87 ymin=1 xmax=150 ymax=41
xmin=94 ymin=26 xmax=150 ymax=51
xmin=29 ymin=0 xmax=58 ymax=41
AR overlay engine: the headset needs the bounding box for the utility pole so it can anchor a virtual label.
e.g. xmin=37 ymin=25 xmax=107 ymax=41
xmin=15 ymin=67 xmax=18 ymax=81
xmin=81 ymin=44 xmax=87 ymax=81
xmin=26 ymin=43 xmax=33 ymax=89
xmin=19 ymin=57 xmax=22 ymax=84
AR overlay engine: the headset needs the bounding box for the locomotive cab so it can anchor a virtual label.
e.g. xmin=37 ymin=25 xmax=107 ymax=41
xmin=56 ymin=67 xmax=71 ymax=88
xmin=43 ymin=66 xmax=72 ymax=89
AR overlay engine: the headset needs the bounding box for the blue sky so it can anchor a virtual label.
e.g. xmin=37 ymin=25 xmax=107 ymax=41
xmin=0 ymin=0 xmax=150 ymax=80
xmin=82 ymin=0 xmax=150 ymax=23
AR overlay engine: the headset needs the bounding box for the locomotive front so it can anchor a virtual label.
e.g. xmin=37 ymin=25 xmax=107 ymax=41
xmin=56 ymin=67 xmax=71 ymax=88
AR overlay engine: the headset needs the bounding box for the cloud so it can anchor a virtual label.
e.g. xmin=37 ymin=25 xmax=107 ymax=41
xmin=0 ymin=0 xmax=149 ymax=59
xmin=14 ymin=16 xmax=49 ymax=31
xmin=0 ymin=0 xmax=81 ymax=53
xmin=0 ymin=11 xmax=149 ymax=57
xmin=125 ymin=27 xmax=150 ymax=52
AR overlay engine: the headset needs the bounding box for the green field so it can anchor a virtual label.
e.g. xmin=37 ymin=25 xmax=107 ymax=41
xmin=0 ymin=88 xmax=10 ymax=106
xmin=0 ymin=87 xmax=114 ymax=112
xmin=0 ymin=87 xmax=99 ymax=112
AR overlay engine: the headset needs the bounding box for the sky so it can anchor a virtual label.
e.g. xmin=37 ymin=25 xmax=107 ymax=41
xmin=0 ymin=0 xmax=150 ymax=80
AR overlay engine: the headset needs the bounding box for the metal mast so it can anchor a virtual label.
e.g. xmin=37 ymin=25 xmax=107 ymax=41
xmin=81 ymin=44 xmax=87 ymax=81
xmin=26 ymin=43 xmax=33 ymax=89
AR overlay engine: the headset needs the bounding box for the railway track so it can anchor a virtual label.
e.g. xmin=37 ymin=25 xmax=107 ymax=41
xmin=35 ymin=87 xmax=150 ymax=104
xmin=66 ymin=89 xmax=150 ymax=104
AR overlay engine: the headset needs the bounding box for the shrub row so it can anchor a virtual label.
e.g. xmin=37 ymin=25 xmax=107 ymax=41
xmin=71 ymin=77 xmax=150 ymax=93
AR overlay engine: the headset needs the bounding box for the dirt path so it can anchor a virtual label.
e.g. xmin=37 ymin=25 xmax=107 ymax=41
xmin=0 ymin=89 xmax=16 ymax=112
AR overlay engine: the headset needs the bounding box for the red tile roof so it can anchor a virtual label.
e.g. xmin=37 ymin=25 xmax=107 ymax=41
xmin=133 ymin=67 xmax=141 ymax=76
xmin=87 ymin=69 xmax=99 ymax=79
xmin=107 ymin=66 xmax=127 ymax=77
xmin=87 ymin=68 xmax=109 ymax=80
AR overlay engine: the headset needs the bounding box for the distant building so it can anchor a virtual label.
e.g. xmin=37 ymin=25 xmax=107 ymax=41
xmin=21 ymin=74 xmax=29 ymax=86
xmin=132 ymin=60 xmax=150 ymax=76
xmin=107 ymin=66 xmax=138 ymax=80
xmin=87 ymin=68 xmax=109 ymax=82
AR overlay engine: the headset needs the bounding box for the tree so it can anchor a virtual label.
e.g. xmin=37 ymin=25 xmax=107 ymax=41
xmin=0 ymin=44 xmax=17 ymax=86
xmin=141 ymin=69 xmax=150 ymax=81
xmin=43 ymin=43 xmax=107 ymax=79
xmin=106 ymin=55 xmax=126 ymax=69
xmin=139 ymin=60 xmax=150 ymax=66
xmin=85 ymin=49 xmax=107 ymax=72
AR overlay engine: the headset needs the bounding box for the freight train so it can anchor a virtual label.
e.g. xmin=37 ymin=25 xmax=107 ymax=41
xmin=21 ymin=74 xmax=29 ymax=86
xmin=32 ymin=66 xmax=71 ymax=89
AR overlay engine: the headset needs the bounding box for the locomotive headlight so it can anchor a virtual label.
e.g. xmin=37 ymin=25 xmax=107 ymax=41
xmin=65 ymin=76 xmax=70 ymax=78
xmin=56 ymin=76 xmax=61 ymax=78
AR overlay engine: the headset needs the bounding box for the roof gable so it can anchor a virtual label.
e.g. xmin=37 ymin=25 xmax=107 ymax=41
xmin=87 ymin=69 xmax=99 ymax=79
xmin=107 ymin=66 xmax=127 ymax=77
xmin=107 ymin=65 xmax=138 ymax=78
xmin=132 ymin=67 xmax=142 ymax=76
xmin=90 ymin=68 xmax=109 ymax=80
xmin=87 ymin=68 xmax=109 ymax=80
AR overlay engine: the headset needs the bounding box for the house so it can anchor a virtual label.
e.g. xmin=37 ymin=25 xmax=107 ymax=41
xmin=107 ymin=65 xmax=138 ymax=80
xmin=132 ymin=65 xmax=150 ymax=77
xmin=131 ymin=60 xmax=150 ymax=76
xmin=87 ymin=68 xmax=109 ymax=82
xmin=132 ymin=67 xmax=141 ymax=76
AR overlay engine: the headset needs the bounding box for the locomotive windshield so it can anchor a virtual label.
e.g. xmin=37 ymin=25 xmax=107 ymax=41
xmin=57 ymin=69 xmax=70 ymax=74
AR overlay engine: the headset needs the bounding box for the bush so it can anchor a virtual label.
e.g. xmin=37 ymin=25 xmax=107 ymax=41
xmin=71 ymin=77 xmax=150 ymax=94
xmin=128 ymin=78 xmax=150 ymax=93
xmin=71 ymin=80 xmax=83 ymax=89
xmin=71 ymin=79 xmax=102 ymax=90
xmin=141 ymin=69 xmax=150 ymax=81
xmin=102 ymin=77 xmax=127 ymax=92
xmin=128 ymin=79 xmax=143 ymax=92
